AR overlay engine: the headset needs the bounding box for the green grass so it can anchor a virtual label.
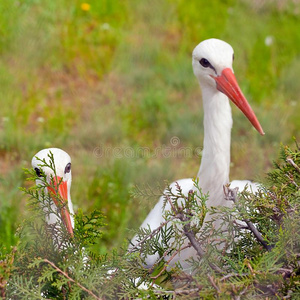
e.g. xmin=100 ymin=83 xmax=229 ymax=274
xmin=0 ymin=0 xmax=300 ymax=258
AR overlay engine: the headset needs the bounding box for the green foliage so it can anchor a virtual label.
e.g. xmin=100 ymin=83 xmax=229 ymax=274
xmin=74 ymin=209 xmax=105 ymax=249
xmin=2 ymin=142 xmax=300 ymax=299
xmin=130 ymin=142 xmax=300 ymax=298
xmin=3 ymin=153 xmax=156 ymax=299
xmin=5 ymin=154 xmax=106 ymax=298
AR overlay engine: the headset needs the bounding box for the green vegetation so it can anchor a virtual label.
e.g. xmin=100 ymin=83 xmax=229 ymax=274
xmin=4 ymin=142 xmax=300 ymax=298
xmin=1 ymin=0 xmax=300 ymax=297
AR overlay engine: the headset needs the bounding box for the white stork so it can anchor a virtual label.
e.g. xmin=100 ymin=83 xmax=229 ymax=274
xmin=130 ymin=38 xmax=264 ymax=270
xmin=31 ymin=148 xmax=74 ymax=236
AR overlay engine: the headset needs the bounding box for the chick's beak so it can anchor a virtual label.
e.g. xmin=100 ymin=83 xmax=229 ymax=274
xmin=47 ymin=176 xmax=74 ymax=236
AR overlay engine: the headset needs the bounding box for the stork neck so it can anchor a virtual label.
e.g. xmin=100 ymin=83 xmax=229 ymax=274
xmin=197 ymin=86 xmax=233 ymax=202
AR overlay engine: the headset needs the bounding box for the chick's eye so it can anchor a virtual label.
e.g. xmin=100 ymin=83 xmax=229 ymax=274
xmin=199 ymin=58 xmax=211 ymax=68
xmin=35 ymin=167 xmax=43 ymax=177
xmin=64 ymin=163 xmax=71 ymax=174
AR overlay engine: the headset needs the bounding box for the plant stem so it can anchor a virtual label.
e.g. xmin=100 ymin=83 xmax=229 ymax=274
xmin=43 ymin=259 xmax=102 ymax=300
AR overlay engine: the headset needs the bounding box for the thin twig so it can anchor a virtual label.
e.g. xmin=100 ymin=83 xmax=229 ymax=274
xmin=177 ymin=211 xmax=223 ymax=273
xmin=147 ymin=231 xmax=188 ymax=273
xmin=128 ymin=215 xmax=177 ymax=253
xmin=285 ymin=173 xmax=299 ymax=188
xmin=166 ymin=194 xmax=178 ymax=213
xmin=43 ymin=259 xmax=102 ymax=300
xmin=224 ymin=185 xmax=272 ymax=251
xmin=173 ymin=287 xmax=201 ymax=295
xmin=150 ymin=244 xmax=191 ymax=281
xmin=220 ymin=272 xmax=248 ymax=282
xmin=286 ymin=157 xmax=300 ymax=174
xmin=168 ymin=197 xmax=223 ymax=274
xmin=207 ymin=274 xmax=220 ymax=293
xmin=243 ymin=219 xmax=272 ymax=251
xmin=140 ymin=287 xmax=200 ymax=297
xmin=181 ymin=220 xmax=206 ymax=258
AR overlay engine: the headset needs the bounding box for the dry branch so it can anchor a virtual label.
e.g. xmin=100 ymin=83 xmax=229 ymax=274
xmin=223 ymin=185 xmax=272 ymax=251
xmin=166 ymin=194 xmax=224 ymax=274
xmin=43 ymin=259 xmax=102 ymax=300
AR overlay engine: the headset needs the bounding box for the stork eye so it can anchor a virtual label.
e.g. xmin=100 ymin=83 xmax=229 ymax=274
xmin=199 ymin=58 xmax=211 ymax=68
xmin=64 ymin=163 xmax=71 ymax=174
xmin=35 ymin=167 xmax=43 ymax=177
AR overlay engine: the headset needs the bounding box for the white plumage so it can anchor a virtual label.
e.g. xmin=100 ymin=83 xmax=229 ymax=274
xmin=130 ymin=39 xmax=264 ymax=270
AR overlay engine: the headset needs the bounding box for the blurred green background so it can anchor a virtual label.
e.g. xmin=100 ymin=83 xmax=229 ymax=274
xmin=0 ymin=0 xmax=300 ymax=255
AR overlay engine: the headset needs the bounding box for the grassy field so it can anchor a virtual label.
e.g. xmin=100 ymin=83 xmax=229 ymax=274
xmin=0 ymin=0 xmax=300 ymax=256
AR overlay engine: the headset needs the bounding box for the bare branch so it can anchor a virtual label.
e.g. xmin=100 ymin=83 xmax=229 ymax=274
xmin=223 ymin=185 xmax=272 ymax=252
xmin=175 ymin=213 xmax=223 ymax=274
xmin=141 ymin=287 xmax=201 ymax=297
xmin=207 ymin=274 xmax=220 ymax=293
xmin=43 ymin=259 xmax=102 ymax=300
xmin=181 ymin=220 xmax=206 ymax=258
xmin=286 ymin=157 xmax=300 ymax=174
xmin=165 ymin=194 xmax=178 ymax=215
xmin=166 ymin=188 xmax=224 ymax=274
xmin=243 ymin=219 xmax=272 ymax=251
xmin=220 ymin=272 xmax=248 ymax=282
xmin=285 ymin=173 xmax=299 ymax=188
xmin=173 ymin=287 xmax=201 ymax=296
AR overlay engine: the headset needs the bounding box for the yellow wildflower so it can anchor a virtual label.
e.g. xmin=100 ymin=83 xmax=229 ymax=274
xmin=81 ymin=3 xmax=91 ymax=11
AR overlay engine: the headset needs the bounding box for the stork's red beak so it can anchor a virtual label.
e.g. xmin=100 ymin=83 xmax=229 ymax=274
xmin=47 ymin=176 xmax=74 ymax=237
xmin=213 ymin=68 xmax=264 ymax=135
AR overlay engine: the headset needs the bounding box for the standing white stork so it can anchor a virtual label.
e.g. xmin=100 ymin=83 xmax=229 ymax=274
xmin=130 ymin=38 xmax=264 ymax=269
xmin=31 ymin=148 xmax=74 ymax=237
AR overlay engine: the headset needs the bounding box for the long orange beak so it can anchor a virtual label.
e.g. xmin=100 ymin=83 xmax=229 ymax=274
xmin=213 ymin=68 xmax=264 ymax=135
xmin=47 ymin=176 xmax=74 ymax=237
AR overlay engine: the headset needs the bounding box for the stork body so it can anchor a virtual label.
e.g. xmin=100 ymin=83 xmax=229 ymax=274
xmin=31 ymin=148 xmax=74 ymax=236
xmin=130 ymin=39 xmax=263 ymax=270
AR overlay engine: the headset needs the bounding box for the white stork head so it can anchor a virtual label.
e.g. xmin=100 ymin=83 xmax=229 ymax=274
xmin=31 ymin=148 xmax=74 ymax=236
xmin=192 ymin=38 xmax=264 ymax=135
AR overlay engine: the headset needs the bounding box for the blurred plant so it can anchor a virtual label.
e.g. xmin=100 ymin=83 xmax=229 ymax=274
xmin=0 ymin=246 xmax=16 ymax=298
xmin=0 ymin=169 xmax=25 ymax=255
